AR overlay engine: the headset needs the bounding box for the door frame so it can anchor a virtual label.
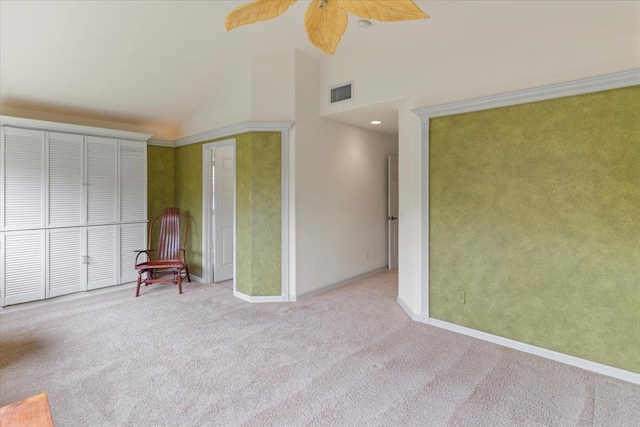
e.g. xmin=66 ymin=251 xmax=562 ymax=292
xmin=201 ymin=138 xmax=236 ymax=290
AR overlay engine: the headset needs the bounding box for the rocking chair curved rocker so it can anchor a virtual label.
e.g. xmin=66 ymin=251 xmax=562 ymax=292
xmin=135 ymin=207 xmax=191 ymax=296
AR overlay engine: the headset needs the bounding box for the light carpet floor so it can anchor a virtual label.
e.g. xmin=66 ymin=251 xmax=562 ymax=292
xmin=1 ymin=271 xmax=639 ymax=426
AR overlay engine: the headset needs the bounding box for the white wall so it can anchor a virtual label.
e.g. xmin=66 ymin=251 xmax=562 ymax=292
xmin=294 ymin=51 xmax=398 ymax=297
xmin=397 ymin=99 xmax=423 ymax=315
xmin=180 ymin=58 xmax=253 ymax=136
xmin=251 ymin=51 xmax=296 ymax=121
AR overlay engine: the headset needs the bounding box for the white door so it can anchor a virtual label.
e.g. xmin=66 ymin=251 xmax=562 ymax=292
xmin=48 ymin=227 xmax=85 ymax=298
xmin=1 ymin=127 xmax=45 ymax=231
xmin=48 ymin=132 xmax=84 ymax=228
xmin=388 ymin=155 xmax=399 ymax=269
xmin=119 ymin=140 xmax=147 ymax=223
xmin=86 ymin=136 xmax=117 ymax=225
xmin=213 ymin=146 xmax=234 ymax=282
xmin=86 ymin=225 xmax=117 ymax=290
xmin=119 ymin=222 xmax=146 ymax=283
xmin=2 ymin=230 xmax=46 ymax=306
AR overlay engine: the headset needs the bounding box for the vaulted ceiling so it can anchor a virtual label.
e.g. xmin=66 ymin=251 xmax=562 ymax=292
xmin=1 ymin=1 xmax=638 ymax=137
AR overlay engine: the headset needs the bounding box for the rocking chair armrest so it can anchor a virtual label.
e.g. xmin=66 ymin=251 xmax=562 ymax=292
xmin=134 ymin=249 xmax=155 ymax=264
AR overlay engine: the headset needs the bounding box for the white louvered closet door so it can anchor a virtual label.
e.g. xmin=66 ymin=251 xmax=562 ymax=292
xmin=86 ymin=136 xmax=117 ymax=225
xmin=119 ymin=140 xmax=147 ymax=223
xmin=1 ymin=230 xmax=46 ymax=306
xmin=120 ymin=223 xmax=146 ymax=283
xmin=48 ymin=132 xmax=84 ymax=228
xmin=1 ymin=127 xmax=45 ymax=231
xmin=48 ymin=228 xmax=85 ymax=297
xmin=86 ymin=225 xmax=117 ymax=290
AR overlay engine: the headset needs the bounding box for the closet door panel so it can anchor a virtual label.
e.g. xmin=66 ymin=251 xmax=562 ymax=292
xmin=48 ymin=132 xmax=84 ymax=227
xmin=86 ymin=225 xmax=117 ymax=290
xmin=2 ymin=230 xmax=45 ymax=306
xmin=119 ymin=140 xmax=147 ymax=223
xmin=2 ymin=127 xmax=45 ymax=231
xmin=48 ymin=228 xmax=85 ymax=298
xmin=86 ymin=136 xmax=117 ymax=225
xmin=120 ymin=222 xmax=146 ymax=283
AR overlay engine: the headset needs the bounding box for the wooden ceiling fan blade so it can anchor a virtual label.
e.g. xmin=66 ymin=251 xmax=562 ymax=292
xmin=226 ymin=0 xmax=298 ymax=31
xmin=305 ymin=0 xmax=348 ymax=55
xmin=336 ymin=0 xmax=429 ymax=22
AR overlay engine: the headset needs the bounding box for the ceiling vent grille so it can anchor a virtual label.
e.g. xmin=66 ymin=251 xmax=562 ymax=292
xmin=330 ymin=82 xmax=353 ymax=104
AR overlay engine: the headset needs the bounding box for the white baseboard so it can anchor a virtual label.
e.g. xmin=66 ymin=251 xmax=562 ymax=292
xmin=233 ymin=290 xmax=288 ymax=303
xmin=189 ymin=274 xmax=204 ymax=283
xmin=396 ymin=299 xmax=640 ymax=385
xmin=396 ymin=296 xmax=424 ymax=321
xmin=292 ymin=267 xmax=388 ymax=302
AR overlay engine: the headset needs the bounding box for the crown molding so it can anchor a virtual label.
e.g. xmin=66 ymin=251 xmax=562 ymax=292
xmin=413 ymin=69 xmax=640 ymax=119
xmin=173 ymin=121 xmax=295 ymax=147
xmin=147 ymin=138 xmax=175 ymax=148
xmin=0 ymin=115 xmax=153 ymax=142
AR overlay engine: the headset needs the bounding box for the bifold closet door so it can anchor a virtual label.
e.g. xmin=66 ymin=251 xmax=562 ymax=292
xmin=86 ymin=136 xmax=117 ymax=225
xmin=1 ymin=230 xmax=46 ymax=306
xmin=119 ymin=140 xmax=147 ymax=223
xmin=1 ymin=127 xmax=45 ymax=231
xmin=119 ymin=223 xmax=146 ymax=283
xmin=48 ymin=132 xmax=84 ymax=227
xmin=86 ymin=225 xmax=117 ymax=290
xmin=48 ymin=228 xmax=85 ymax=298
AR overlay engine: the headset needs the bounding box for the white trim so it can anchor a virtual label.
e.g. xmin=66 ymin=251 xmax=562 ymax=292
xmin=189 ymin=274 xmax=204 ymax=283
xmin=147 ymin=139 xmax=174 ymax=148
xmin=413 ymin=69 xmax=640 ymax=119
xmin=420 ymin=118 xmax=429 ymax=318
xmin=174 ymin=121 xmax=294 ymax=147
xmin=396 ymin=300 xmax=640 ymax=384
xmin=0 ymin=115 xmax=152 ymax=142
xmin=293 ymin=267 xmax=387 ymax=301
xmin=280 ymin=129 xmax=290 ymax=301
xmin=233 ymin=290 xmax=288 ymax=303
xmin=428 ymin=318 xmax=640 ymax=385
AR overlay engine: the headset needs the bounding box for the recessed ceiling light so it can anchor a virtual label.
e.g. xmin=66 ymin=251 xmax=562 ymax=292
xmin=371 ymin=120 xmax=382 ymax=125
xmin=358 ymin=19 xmax=373 ymax=28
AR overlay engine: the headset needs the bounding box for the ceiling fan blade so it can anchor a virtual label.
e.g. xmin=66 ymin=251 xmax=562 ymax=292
xmin=336 ymin=0 xmax=429 ymax=22
xmin=226 ymin=0 xmax=298 ymax=31
xmin=305 ymin=0 xmax=348 ymax=55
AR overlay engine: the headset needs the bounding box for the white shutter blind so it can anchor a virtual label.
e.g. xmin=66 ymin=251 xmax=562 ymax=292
xmin=86 ymin=225 xmax=116 ymax=290
xmin=48 ymin=228 xmax=84 ymax=297
xmin=119 ymin=140 xmax=147 ymax=222
xmin=120 ymin=222 xmax=146 ymax=283
xmin=2 ymin=230 xmax=45 ymax=305
xmin=2 ymin=127 xmax=44 ymax=230
xmin=48 ymin=132 xmax=84 ymax=227
xmin=86 ymin=136 xmax=117 ymax=224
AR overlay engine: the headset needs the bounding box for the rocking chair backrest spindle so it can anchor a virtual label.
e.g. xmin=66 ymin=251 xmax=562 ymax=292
xmin=148 ymin=208 xmax=189 ymax=261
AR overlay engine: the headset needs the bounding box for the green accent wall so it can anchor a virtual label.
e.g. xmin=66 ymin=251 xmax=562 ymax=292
xmin=147 ymin=145 xmax=176 ymax=245
xmin=173 ymin=132 xmax=282 ymax=296
xmin=429 ymin=86 xmax=640 ymax=373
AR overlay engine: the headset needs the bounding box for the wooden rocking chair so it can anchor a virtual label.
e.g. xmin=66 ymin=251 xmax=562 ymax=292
xmin=135 ymin=207 xmax=191 ymax=296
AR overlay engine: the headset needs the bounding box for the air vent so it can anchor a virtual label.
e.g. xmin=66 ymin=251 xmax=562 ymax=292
xmin=330 ymin=82 xmax=353 ymax=104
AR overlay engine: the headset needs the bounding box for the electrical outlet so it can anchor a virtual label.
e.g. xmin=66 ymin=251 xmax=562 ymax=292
xmin=457 ymin=291 xmax=465 ymax=304
xmin=364 ymin=250 xmax=370 ymax=259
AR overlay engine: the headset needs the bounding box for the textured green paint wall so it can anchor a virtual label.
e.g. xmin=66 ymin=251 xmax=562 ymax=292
xmin=147 ymin=146 xmax=176 ymax=246
xmin=174 ymin=132 xmax=281 ymax=296
xmin=430 ymin=86 xmax=640 ymax=373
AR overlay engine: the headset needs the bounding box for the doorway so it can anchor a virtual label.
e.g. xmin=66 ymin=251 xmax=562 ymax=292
xmin=388 ymin=154 xmax=399 ymax=269
xmin=202 ymin=139 xmax=236 ymax=286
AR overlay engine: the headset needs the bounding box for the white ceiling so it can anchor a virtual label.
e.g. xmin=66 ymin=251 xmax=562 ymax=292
xmin=1 ymin=1 xmax=638 ymax=137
